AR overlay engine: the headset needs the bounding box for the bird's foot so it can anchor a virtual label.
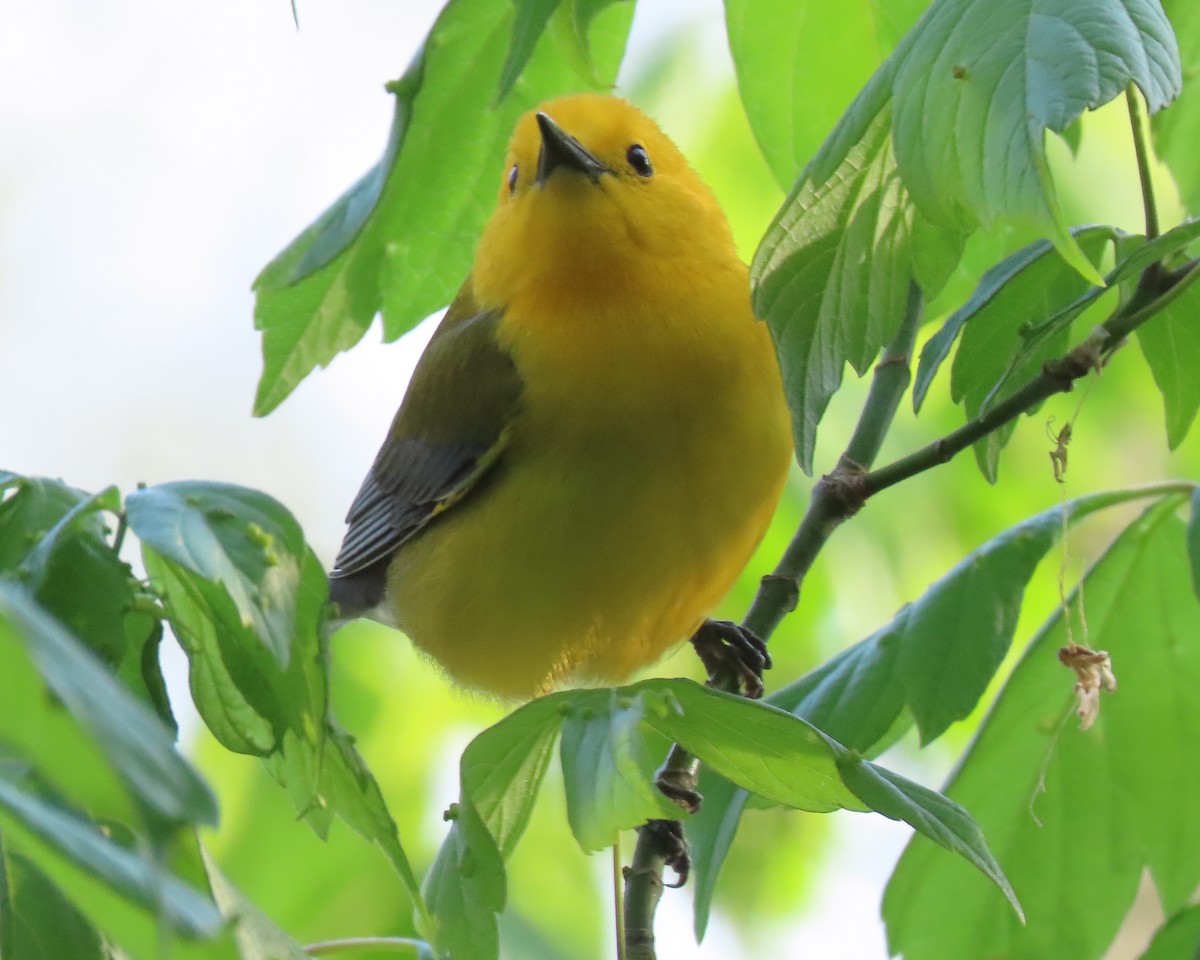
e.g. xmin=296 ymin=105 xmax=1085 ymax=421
xmin=656 ymin=763 xmax=702 ymax=814
xmin=689 ymin=618 xmax=771 ymax=698
xmin=633 ymin=819 xmax=691 ymax=888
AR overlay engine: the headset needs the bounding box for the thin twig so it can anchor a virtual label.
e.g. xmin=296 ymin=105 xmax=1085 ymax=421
xmin=304 ymin=937 xmax=428 ymax=956
xmin=1126 ymin=85 xmax=1160 ymax=242
xmin=613 ymin=840 xmax=627 ymax=960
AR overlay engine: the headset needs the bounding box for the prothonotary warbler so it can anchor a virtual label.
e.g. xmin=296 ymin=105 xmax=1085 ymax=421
xmin=329 ymin=94 xmax=792 ymax=699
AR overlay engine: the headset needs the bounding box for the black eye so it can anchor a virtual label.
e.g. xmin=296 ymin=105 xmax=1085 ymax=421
xmin=508 ymin=164 xmax=519 ymax=194
xmin=626 ymin=144 xmax=652 ymax=177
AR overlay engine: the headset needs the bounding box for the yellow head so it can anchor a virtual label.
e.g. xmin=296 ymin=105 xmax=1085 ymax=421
xmin=471 ymin=94 xmax=739 ymax=308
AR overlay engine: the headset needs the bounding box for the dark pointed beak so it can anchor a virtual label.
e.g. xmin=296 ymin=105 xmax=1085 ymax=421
xmin=535 ymin=112 xmax=609 ymax=186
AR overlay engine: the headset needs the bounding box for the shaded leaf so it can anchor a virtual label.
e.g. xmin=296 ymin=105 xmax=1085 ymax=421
xmin=1004 ymin=218 xmax=1200 ymax=393
xmin=836 ymin=757 xmax=1020 ymax=919
xmin=0 ymin=473 xmax=100 ymax=574
xmin=884 ymin=496 xmax=1200 ymax=960
xmin=913 ymin=227 xmax=1122 ymax=412
xmin=1153 ymin=0 xmax=1200 ymax=210
xmin=0 ymin=584 xmax=216 ymax=829
xmin=1139 ymin=903 xmax=1200 ymax=960
xmin=1137 ymin=278 xmax=1200 ymax=447
xmin=0 ymin=840 xmax=105 ymax=960
xmin=687 ymin=485 xmax=1182 ymax=932
xmin=0 ymin=778 xmax=221 ymax=939
xmin=890 ymin=0 xmax=1178 ymax=281
xmin=753 ymin=81 xmax=967 ymax=472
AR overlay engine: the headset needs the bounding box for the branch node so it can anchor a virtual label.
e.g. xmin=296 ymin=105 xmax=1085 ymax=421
xmin=819 ymin=467 xmax=868 ymax=517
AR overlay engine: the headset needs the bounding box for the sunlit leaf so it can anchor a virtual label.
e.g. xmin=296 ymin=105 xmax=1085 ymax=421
xmin=726 ymin=0 xmax=925 ymax=189
xmin=251 ymin=0 xmax=634 ymax=414
xmin=425 ymin=696 xmax=563 ymax=960
xmin=201 ymin=848 xmax=312 ymax=960
xmin=0 ymin=584 xmax=216 ymax=829
xmin=884 ymin=496 xmax=1200 ymax=960
xmin=753 ymin=0 xmax=1181 ymax=469
xmin=559 ymin=690 xmax=676 ymax=852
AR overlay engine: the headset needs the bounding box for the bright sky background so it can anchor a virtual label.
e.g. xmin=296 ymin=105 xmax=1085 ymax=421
xmin=0 ymin=2 xmax=924 ymax=957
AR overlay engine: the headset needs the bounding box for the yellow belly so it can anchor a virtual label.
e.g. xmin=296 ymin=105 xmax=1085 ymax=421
xmin=386 ymin=287 xmax=791 ymax=699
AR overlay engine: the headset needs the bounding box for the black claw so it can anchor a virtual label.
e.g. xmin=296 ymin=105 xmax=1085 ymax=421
xmin=639 ymin=819 xmax=691 ymax=888
xmin=656 ymin=767 xmax=702 ymax=815
xmin=690 ymin=618 xmax=771 ymax=698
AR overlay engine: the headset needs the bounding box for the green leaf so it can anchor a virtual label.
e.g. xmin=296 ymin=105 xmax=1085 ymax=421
xmin=5 ymin=483 xmax=173 ymax=728
xmin=424 ymin=695 xmax=564 ymax=960
xmin=636 ymin=681 xmax=1016 ymax=913
xmin=130 ymin=481 xmax=329 ymax=767
xmin=0 ymin=584 xmax=217 ymax=829
xmin=1153 ymin=0 xmax=1200 ymax=211
xmin=0 ymin=778 xmax=222 ymax=939
xmin=127 ymin=481 xmax=310 ymax=668
xmin=686 ymin=769 xmax=749 ymax=942
xmin=251 ymin=0 xmax=634 ymax=415
xmin=1188 ymin=487 xmax=1200 ymax=603
xmin=0 ymin=840 xmax=105 ymax=960
xmin=753 ymin=0 xmax=1181 ymax=469
xmin=752 ymin=80 xmax=968 ymax=473
xmin=955 ymin=229 xmax=1116 ymax=480
xmin=913 ymin=227 xmax=1122 ymax=413
xmin=0 ymin=473 xmax=100 ymax=574
xmin=687 ymin=485 xmax=1182 ymax=932
xmin=1137 ymin=279 xmax=1200 ymax=448
xmin=726 ymin=0 xmax=926 ymax=189
xmin=496 ymin=0 xmax=561 ymax=103
xmin=639 ymin=680 xmax=864 ymax=813
xmin=558 ymin=690 xmax=677 ymax=852
xmin=201 ymin=847 xmax=312 ymax=960
xmin=265 ymin=725 xmax=431 ymax=937
xmin=884 ymin=496 xmax=1200 ymax=960
xmin=1139 ymin=903 xmax=1200 ymax=960
xmin=892 ymin=0 xmax=1178 ymax=280
xmin=1002 ymin=217 xmax=1200 ymax=394
xmin=836 ymin=757 xmax=1021 ymax=919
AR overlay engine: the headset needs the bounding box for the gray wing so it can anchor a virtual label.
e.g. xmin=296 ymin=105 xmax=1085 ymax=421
xmin=328 ymin=286 xmax=521 ymax=615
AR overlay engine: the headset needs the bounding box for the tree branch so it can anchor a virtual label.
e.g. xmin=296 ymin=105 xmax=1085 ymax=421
xmin=622 ymin=283 xmax=923 ymax=956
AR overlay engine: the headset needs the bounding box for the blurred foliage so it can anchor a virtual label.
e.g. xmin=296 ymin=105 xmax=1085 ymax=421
xmin=7 ymin=1 xmax=1200 ymax=960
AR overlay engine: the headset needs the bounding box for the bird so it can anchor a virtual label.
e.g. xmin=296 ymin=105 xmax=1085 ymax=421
xmin=328 ymin=93 xmax=792 ymax=700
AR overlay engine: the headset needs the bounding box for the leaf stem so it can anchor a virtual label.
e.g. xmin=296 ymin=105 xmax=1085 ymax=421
xmin=304 ymin=936 xmax=430 ymax=956
xmin=1126 ymin=85 xmax=1159 ymax=242
xmin=111 ymin=510 xmax=128 ymax=557
xmin=614 ymin=840 xmax=627 ymax=960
